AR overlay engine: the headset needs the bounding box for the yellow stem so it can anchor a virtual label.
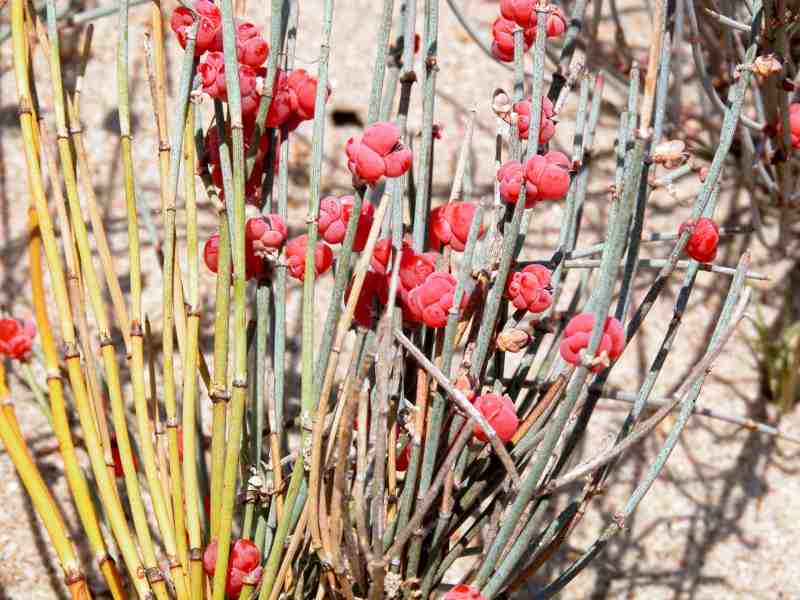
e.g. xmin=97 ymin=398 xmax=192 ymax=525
xmin=182 ymin=103 xmax=205 ymax=599
xmin=29 ymin=207 xmax=129 ymax=600
xmin=9 ymin=3 xmax=150 ymax=596
xmin=0 ymin=372 xmax=91 ymax=600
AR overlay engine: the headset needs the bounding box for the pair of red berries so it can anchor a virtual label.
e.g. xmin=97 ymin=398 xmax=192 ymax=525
xmin=490 ymin=1 xmax=567 ymax=63
xmin=348 ymin=240 xmax=474 ymax=330
xmin=392 ymin=243 xmax=474 ymax=329
xmin=203 ymin=538 xmax=262 ymax=598
xmin=515 ymin=95 xmax=557 ymax=144
xmin=497 ymin=151 xmax=571 ymax=208
xmin=473 ymin=393 xmax=519 ymax=443
xmin=318 ymin=195 xmax=375 ymax=252
xmin=346 ymin=121 xmax=413 ymax=186
xmin=0 ymin=318 xmax=36 ymax=362
xmin=505 ymin=264 xmax=553 ymax=314
xmin=429 ymin=201 xmax=487 ymax=252
xmin=560 ymin=313 xmax=625 ymax=373
xmin=204 ymin=214 xmax=288 ymax=281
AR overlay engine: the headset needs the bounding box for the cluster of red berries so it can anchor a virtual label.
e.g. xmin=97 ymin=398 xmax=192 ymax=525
xmin=172 ymin=1 xmax=269 ymax=113
xmin=0 ymin=318 xmax=36 ymax=361
xmin=319 ymin=195 xmax=375 ymax=251
xmin=346 ymin=121 xmax=413 ymax=186
xmin=505 ymin=264 xmax=552 ymax=314
xmin=203 ymin=538 xmax=262 ymax=598
xmin=347 ymin=238 xmax=476 ymax=330
xmin=560 ymin=313 xmax=624 ymax=372
xmin=491 ymin=0 xmax=567 ymax=62
xmin=515 ymin=95 xmax=557 ymax=144
xmin=203 ymin=213 xmax=289 ymax=281
xmin=429 ymin=201 xmax=486 ymax=252
xmin=473 ymin=393 xmax=519 ymax=443
xmin=498 ymin=151 xmax=571 ymax=208
xmin=172 ymin=1 xmax=329 ymax=206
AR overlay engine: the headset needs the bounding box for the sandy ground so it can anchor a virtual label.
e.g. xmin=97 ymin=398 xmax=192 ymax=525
xmin=0 ymin=0 xmax=799 ymax=598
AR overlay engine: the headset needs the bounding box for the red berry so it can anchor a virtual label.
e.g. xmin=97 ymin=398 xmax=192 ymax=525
xmin=397 ymin=243 xmax=438 ymax=292
xmin=789 ymin=103 xmax=800 ymax=149
xmin=285 ymin=235 xmax=334 ymax=281
xmin=500 ymin=0 xmax=536 ymax=28
xmin=205 ymin=232 xmax=267 ymax=280
xmin=396 ymin=442 xmax=411 ymax=472
xmin=524 ymin=151 xmax=571 ymax=201
xmin=396 ymin=243 xmax=440 ymax=326
xmin=198 ymin=51 xmax=226 ymax=99
xmin=203 ymin=538 xmax=262 ymax=596
xmin=679 ymin=217 xmax=719 ymax=263
xmin=345 ymin=270 xmax=389 ymax=328
xmin=318 ymin=196 xmax=346 ymax=245
xmin=444 ymin=584 xmax=487 ymax=600
xmin=490 ymin=17 xmax=534 ymax=62
xmin=265 ymin=70 xmax=295 ymax=127
xmin=244 ymin=238 xmax=267 ymax=281
xmin=109 ymin=436 xmax=139 ymax=478
xmin=506 ymin=264 xmax=552 ymax=314
xmin=246 ymin=214 xmax=288 ymax=256
xmin=560 ymin=313 xmax=624 ymax=372
xmin=472 ymin=393 xmax=519 ymax=443
xmin=445 ymin=584 xmax=488 ymax=600
xmin=514 ymin=96 xmax=557 ymax=144
xmin=226 ymin=567 xmax=245 ymax=598
xmin=545 ymin=7 xmax=568 ymax=37
xmin=223 ymin=21 xmax=269 ymax=68
xmin=429 ymin=201 xmax=485 ymax=252
xmin=170 ymin=0 xmax=221 ymax=56
xmin=198 ymin=52 xmax=262 ymax=116
xmin=371 ymin=238 xmax=393 ymax=275
xmin=203 ymin=540 xmax=219 ymax=577
xmin=204 ymin=233 xmax=221 ymax=273
xmin=346 ymin=121 xmax=413 ymax=185
xmin=0 ymin=318 xmax=36 ymax=361
xmin=286 ymin=69 xmax=325 ymax=122
xmin=343 ymin=196 xmax=375 ymax=251
xmin=265 ymin=69 xmax=330 ymax=130
xmin=231 ymin=539 xmax=260 ymax=572
xmin=238 ymin=65 xmax=264 ymax=116
xmin=497 ymin=160 xmax=538 ymax=208
xmin=455 ymin=374 xmax=478 ymax=404
xmin=408 ymin=272 xmax=471 ymax=329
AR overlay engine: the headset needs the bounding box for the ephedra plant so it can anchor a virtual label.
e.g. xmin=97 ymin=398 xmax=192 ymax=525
xmin=1 ymin=0 xmax=780 ymax=598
